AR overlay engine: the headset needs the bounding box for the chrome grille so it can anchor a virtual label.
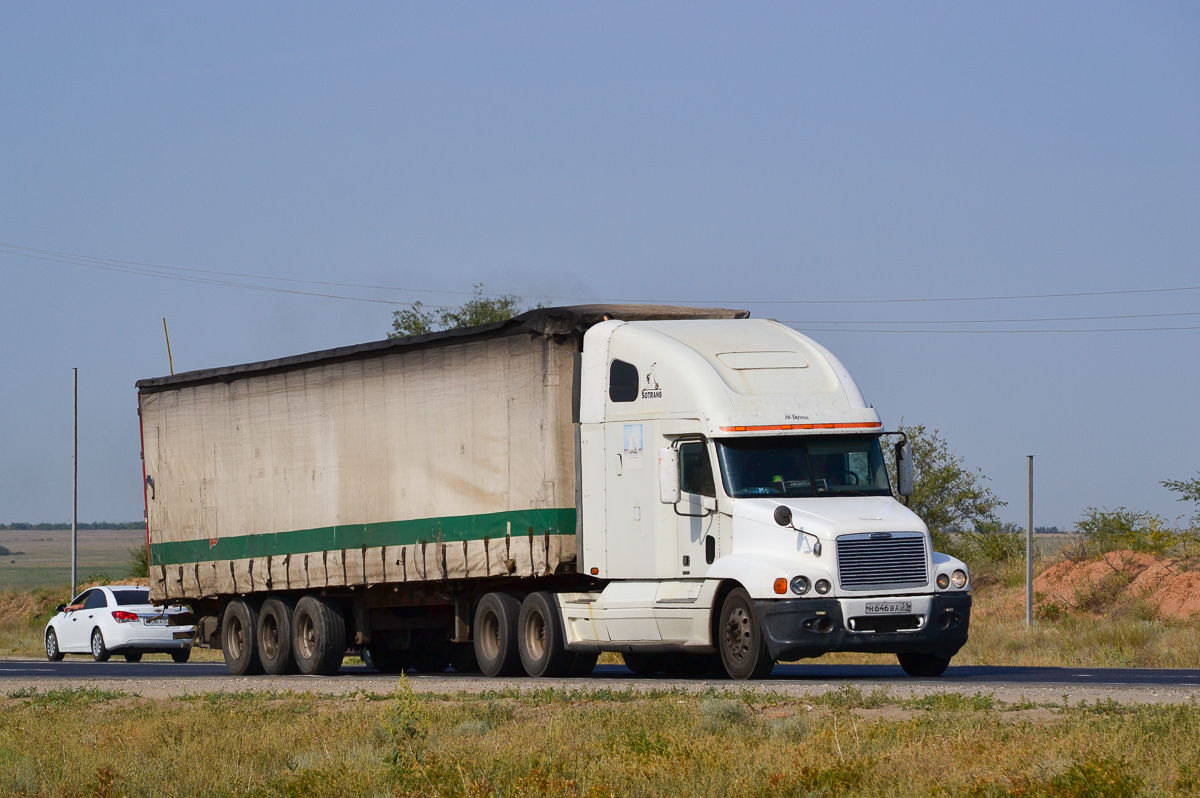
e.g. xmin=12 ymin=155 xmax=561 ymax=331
xmin=836 ymin=532 xmax=928 ymax=591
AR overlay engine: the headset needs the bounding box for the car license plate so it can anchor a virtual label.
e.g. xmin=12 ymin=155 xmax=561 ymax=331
xmin=143 ymin=618 xmax=168 ymax=627
xmin=864 ymin=601 xmax=911 ymax=614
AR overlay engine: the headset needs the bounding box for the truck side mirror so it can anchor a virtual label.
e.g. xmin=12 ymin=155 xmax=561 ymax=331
xmin=659 ymin=448 xmax=680 ymax=504
xmin=895 ymin=440 xmax=914 ymax=497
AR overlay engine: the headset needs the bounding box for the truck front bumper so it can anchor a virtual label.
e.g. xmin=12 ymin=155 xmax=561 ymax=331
xmin=755 ymin=592 xmax=971 ymax=662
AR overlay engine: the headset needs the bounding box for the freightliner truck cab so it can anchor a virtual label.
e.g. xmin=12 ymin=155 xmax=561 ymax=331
xmin=564 ymin=317 xmax=971 ymax=678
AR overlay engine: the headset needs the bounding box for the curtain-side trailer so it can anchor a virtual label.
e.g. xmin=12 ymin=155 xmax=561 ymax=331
xmin=138 ymin=305 xmax=970 ymax=680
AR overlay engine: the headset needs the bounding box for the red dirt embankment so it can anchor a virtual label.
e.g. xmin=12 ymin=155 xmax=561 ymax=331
xmin=1034 ymin=550 xmax=1200 ymax=618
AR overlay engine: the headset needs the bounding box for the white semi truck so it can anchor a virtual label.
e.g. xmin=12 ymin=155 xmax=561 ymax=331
xmin=138 ymin=305 xmax=970 ymax=680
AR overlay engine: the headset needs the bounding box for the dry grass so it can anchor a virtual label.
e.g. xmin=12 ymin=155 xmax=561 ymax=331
xmin=2 ymin=681 xmax=1199 ymax=797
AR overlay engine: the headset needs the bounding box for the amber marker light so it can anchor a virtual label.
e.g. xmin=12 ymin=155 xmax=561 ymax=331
xmin=773 ymin=578 xmax=788 ymax=594
xmin=590 ymin=567 xmax=599 ymax=575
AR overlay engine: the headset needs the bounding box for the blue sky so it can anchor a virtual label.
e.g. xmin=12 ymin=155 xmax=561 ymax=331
xmin=1 ymin=3 xmax=1197 ymax=527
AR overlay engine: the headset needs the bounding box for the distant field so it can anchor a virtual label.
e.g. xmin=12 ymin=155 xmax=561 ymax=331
xmin=0 ymin=528 xmax=143 ymax=591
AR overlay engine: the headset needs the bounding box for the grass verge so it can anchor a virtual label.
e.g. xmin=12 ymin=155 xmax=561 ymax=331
xmin=2 ymin=681 xmax=1198 ymax=797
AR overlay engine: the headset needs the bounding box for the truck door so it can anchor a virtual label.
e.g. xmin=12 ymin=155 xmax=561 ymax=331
xmin=604 ymin=420 xmax=669 ymax=579
xmin=675 ymin=441 xmax=717 ymax=577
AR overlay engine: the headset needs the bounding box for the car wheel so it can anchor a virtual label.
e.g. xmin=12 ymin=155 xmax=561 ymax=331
xmin=717 ymin=587 xmax=774 ymax=680
xmin=171 ymin=649 xmax=191 ymax=664
xmin=897 ymin=652 xmax=951 ymax=677
xmin=258 ymin=596 xmax=298 ymax=675
xmin=518 ymin=591 xmax=573 ymax=678
xmin=292 ymin=594 xmax=345 ymax=676
xmin=91 ymin=628 xmax=111 ymax=662
xmin=124 ymin=652 xmax=143 ymax=662
xmin=222 ymin=599 xmax=264 ymax=676
xmin=45 ymin=628 xmax=64 ymax=661
xmin=473 ymin=592 xmax=522 ymax=677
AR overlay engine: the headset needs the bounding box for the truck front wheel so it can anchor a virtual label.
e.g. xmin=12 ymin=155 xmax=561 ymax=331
xmin=518 ymin=591 xmax=573 ymax=678
xmin=222 ymin=599 xmax=263 ymax=676
xmin=717 ymin=588 xmax=774 ymax=680
xmin=292 ymin=595 xmax=345 ymax=676
xmin=473 ymin=592 xmax=522 ymax=677
xmin=897 ymin=652 xmax=951 ymax=677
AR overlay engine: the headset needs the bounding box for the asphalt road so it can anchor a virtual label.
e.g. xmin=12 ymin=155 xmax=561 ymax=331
xmin=4 ymin=659 xmax=1200 ymax=703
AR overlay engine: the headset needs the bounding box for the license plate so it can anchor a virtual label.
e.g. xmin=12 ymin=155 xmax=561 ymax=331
xmin=864 ymin=601 xmax=911 ymax=614
xmin=143 ymin=618 xmax=168 ymax=627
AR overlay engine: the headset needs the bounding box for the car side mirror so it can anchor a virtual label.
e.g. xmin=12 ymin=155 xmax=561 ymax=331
xmin=55 ymin=604 xmax=67 ymax=613
xmin=659 ymin=448 xmax=680 ymax=504
xmin=895 ymin=440 xmax=914 ymax=497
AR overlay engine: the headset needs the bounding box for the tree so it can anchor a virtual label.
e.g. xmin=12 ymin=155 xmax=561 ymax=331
xmin=1162 ymin=473 xmax=1200 ymax=528
xmin=388 ymin=284 xmax=535 ymax=339
xmin=886 ymin=423 xmax=1006 ymax=552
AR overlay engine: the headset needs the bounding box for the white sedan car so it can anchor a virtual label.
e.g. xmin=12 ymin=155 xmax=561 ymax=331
xmin=44 ymin=585 xmax=195 ymax=663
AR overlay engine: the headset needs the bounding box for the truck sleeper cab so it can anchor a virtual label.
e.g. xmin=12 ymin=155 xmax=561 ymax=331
xmin=137 ymin=305 xmax=969 ymax=681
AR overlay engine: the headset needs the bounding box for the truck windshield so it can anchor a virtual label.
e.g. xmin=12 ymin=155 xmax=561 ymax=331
xmin=715 ymin=435 xmax=891 ymax=498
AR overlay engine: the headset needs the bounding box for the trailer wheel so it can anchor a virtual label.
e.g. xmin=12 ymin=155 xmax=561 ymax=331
xmin=518 ymin=591 xmax=573 ymax=678
xmin=292 ymin=595 xmax=345 ymax=676
xmin=258 ymin=596 xmax=297 ymax=675
xmin=897 ymin=652 xmax=951 ymax=677
xmin=473 ymin=592 xmax=522 ymax=677
xmin=717 ymin=587 xmax=774 ymax=680
xmin=222 ymin=599 xmax=264 ymax=676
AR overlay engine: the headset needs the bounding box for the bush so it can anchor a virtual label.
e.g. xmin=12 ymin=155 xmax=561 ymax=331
xmin=127 ymin=541 xmax=149 ymax=578
xmin=1067 ymin=507 xmax=1194 ymax=559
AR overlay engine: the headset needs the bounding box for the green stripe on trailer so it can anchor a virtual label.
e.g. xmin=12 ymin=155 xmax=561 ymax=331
xmin=148 ymin=507 xmax=577 ymax=566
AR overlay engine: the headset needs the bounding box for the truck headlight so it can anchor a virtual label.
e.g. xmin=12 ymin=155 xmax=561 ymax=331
xmin=936 ymin=573 xmax=950 ymax=590
xmin=814 ymin=579 xmax=831 ymax=595
xmin=790 ymin=576 xmax=810 ymax=595
xmin=951 ymin=569 xmax=968 ymax=589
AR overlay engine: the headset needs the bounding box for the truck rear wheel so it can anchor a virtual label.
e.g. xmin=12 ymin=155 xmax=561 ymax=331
xmin=292 ymin=595 xmax=345 ymax=676
xmin=518 ymin=591 xmax=573 ymax=678
xmin=717 ymin=587 xmax=774 ymax=680
xmin=222 ymin=599 xmax=264 ymax=676
xmin=622 ymin=652 xmax=664 ymax=675
xmin=567 ymin=652 xmax=598 ymax=677
xmin=408 ymin=630 xmax=450 ymax=673
xmin=366 ymin=642 xmax=408 ymax=673
xmin=450 ymin=642 xmax=480 ymax=674
xmin=258 ymin=596 xmax=297 ymax=675
xmin=473 ymin=592 xmax=522 ymax=677
xmin=897 ymin=652 xmax=951 ymax=677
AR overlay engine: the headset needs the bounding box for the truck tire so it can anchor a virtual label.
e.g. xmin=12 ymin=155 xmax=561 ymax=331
xmin=292 ymin=595 xmax=345 ymax=676
xmin=222 ymin=599 xmax=264 ymax=676
xmin=897 ymin=652 xmax=951 ymax=677
xmin=449 ymin=642 xmax=480 ymax=674
xmin=408 ymin=630 xmax=450 ymax=673
xmin=366 ymin=643 xmax=408 ymax=673
xmin=717 ymin=588 xmax=774 ymax=680
xmin=258 ymin=596 xmax=297 ymax=675
xmin=622 ymin=652 xmax=664 ymax=675
xmin=567 ymin=652 xmax=598 ymax=677
xmin=518 ymin=591 xmax=573 ymax=678
xmin=473 ymin=592 xmax=522 ymax=677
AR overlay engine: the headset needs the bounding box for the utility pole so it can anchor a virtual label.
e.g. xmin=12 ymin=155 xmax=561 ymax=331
xmin=71 ymin=367 xmax=78 ymax=599
xmin=1026 ymin=455 xmax=1034 ymax=627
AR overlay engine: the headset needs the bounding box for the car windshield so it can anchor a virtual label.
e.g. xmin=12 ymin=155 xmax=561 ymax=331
xmin=111 ymin=589 xmax=150 ymax=606
xmin=715 ymin=435 xmax=891 ymax=498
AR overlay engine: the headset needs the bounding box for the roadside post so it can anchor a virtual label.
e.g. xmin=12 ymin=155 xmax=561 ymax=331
xmin=1026 ymin=455 xmax=1033 ymax=627
xmin=71 ymin=367 xmax=78 ymax=599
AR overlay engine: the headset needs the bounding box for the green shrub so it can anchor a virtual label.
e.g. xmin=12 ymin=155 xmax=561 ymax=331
xmin=1068 ymin=507 xmax=1193 ymax=559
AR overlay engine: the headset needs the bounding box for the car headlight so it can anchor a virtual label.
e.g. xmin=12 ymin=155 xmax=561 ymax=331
xmin=951 ymin=569 xmax=968 ymax=589
xmin=790 ymin=576 xmax=810 ymax=595
xmin=936 ymin=573 xmax=950 ymax=590
xmin=814 ymin=579 xmax=831 ymax=595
